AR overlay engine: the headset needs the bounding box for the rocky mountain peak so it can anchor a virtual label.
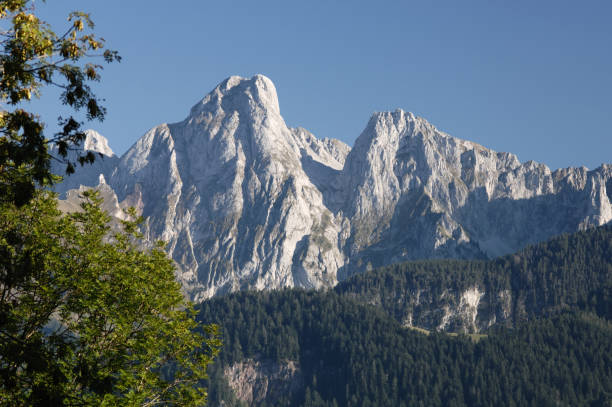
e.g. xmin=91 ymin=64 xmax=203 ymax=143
xmin=350 ymin=110 xmax=445 ymax=160
xmin=56 ymin=75 xmax=612 ymax=300
xmin=82 ymin=129 xmax=115 ymax=157
xmin=189 ymin=74 xmax=281 ymax=119
xmin=50 ymin=129 xmax=118 ymax=195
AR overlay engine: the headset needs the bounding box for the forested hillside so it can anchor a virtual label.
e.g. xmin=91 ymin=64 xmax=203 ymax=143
xmin=337 ymin=224 xmax=612 ymax=332
xmin=200 ymin=293 xmax=611 ymax=406
xmin=198 ymin=225 xmax=612 ymax=406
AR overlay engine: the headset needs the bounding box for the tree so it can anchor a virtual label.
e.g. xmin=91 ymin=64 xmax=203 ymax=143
xmin=0 ymin=0 xmax=120 ymax=206
xmin=0 ymin=190 xmax=221 ymax=405
xmin=0 ymin=2 xmax=221 ymax=405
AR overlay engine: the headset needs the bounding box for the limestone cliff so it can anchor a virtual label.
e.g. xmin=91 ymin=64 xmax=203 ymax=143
xmin=55 ymin=75 xmax=612 ymax=300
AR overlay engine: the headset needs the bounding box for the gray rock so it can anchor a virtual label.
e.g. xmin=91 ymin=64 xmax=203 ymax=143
xmin=56 ymin=75 xmax=612 ymax=300
xmin=223 ymin=358 xmax=303 ymax=406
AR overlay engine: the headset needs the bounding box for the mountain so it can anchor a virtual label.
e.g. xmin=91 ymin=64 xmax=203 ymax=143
xmin=54 ymin=75 xmax=612 ymax=300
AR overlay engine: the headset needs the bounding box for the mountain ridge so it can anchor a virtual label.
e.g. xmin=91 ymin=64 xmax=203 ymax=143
xmin=54 ymin=74 xmax=612 ymax=300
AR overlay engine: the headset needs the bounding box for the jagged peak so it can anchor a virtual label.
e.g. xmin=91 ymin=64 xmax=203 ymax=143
xmin=352 ymin=109 xmax=434 ymax=151
xmin=83 ymin=129 xmax=114 ymax=157
xmin=363 ymin=109 xmax=441 ymax=138
xmin=369 ymin=109 xmax=418 ymax=123
xmin=189 ymin=74 xmax=280 ymax=118
xmin=361 ymin=109 xmax=494 ymax=153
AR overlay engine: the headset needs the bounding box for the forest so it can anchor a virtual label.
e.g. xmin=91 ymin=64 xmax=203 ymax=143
xmin=199 ymin=225 xmax=612 ymax=406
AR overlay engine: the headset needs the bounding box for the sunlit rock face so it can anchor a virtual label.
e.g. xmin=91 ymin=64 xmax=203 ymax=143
xmin=339 ymin=110 xmax=612 ymax=277
xmin=56 ymin=75 xmax=612 ymax=300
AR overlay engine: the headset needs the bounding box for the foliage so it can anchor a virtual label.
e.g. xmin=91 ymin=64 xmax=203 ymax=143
xmin=0 ymin=190 xmax=221 ymax=406
xmin=0 ymin=0 xmax=120 ymax=206
xmin=0 ymin=2 xmax=221 ymax=405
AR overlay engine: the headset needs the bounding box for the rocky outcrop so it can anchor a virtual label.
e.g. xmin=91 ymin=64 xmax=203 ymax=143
xmin=56 ymin=75 xmax=612 ymax=300
xmin=396 ymin=286 xmax=507 ymax=334
xmin=222 ymin=359 xmax=303 ymax=406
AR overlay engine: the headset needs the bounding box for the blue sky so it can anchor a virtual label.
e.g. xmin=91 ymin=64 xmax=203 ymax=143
xmin=32 ymin=0 xmax=611 ymax=170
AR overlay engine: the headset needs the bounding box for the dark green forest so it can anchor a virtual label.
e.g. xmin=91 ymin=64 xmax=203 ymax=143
xmin=198 ymin=225 xmax=612 ymax=406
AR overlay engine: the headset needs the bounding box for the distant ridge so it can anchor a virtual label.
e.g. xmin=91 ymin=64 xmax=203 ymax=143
xmin=55 ymin=75 xmax=612 ymax=300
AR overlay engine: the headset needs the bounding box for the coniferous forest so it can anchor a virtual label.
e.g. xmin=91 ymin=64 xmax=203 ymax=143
xmin=199 ymin=225 xmax=612 ymax=406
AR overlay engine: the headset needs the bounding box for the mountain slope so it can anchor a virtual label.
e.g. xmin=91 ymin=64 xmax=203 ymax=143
xmin=200 ymin=292 xmax=612 ymax=407
xmin=55 ymin=75 xmax=612 ymax=299
xmin=336 ymin=224 xmax=612 ymax=332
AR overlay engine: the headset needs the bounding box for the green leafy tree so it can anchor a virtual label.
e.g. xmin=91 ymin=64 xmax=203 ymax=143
xmin=0 ymin=2 xmax=221 ymax=405
xmin=0 ymin=190 xmax=221 ymax=405
xmin=0 ymin=0 xmax=120 ymax=206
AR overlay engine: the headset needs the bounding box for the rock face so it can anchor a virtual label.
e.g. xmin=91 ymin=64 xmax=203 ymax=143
xmin=223 ymin=359 xmax=303 ymax=406
xmin=371 ymin=285 xmax=507 ymax=334
xmin=339 ymin=110 xmax=612 ymax=277
xmin=55 ymin=75 xmax=612 ymax=300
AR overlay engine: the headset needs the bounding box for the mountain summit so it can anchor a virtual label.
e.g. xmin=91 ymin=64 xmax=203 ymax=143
xmin=56 ymin=75 xmax=612 ymax=300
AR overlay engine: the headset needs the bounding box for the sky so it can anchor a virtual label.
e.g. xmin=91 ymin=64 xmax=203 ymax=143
xmin=30 ymin=0 xmax=612 ymax=170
